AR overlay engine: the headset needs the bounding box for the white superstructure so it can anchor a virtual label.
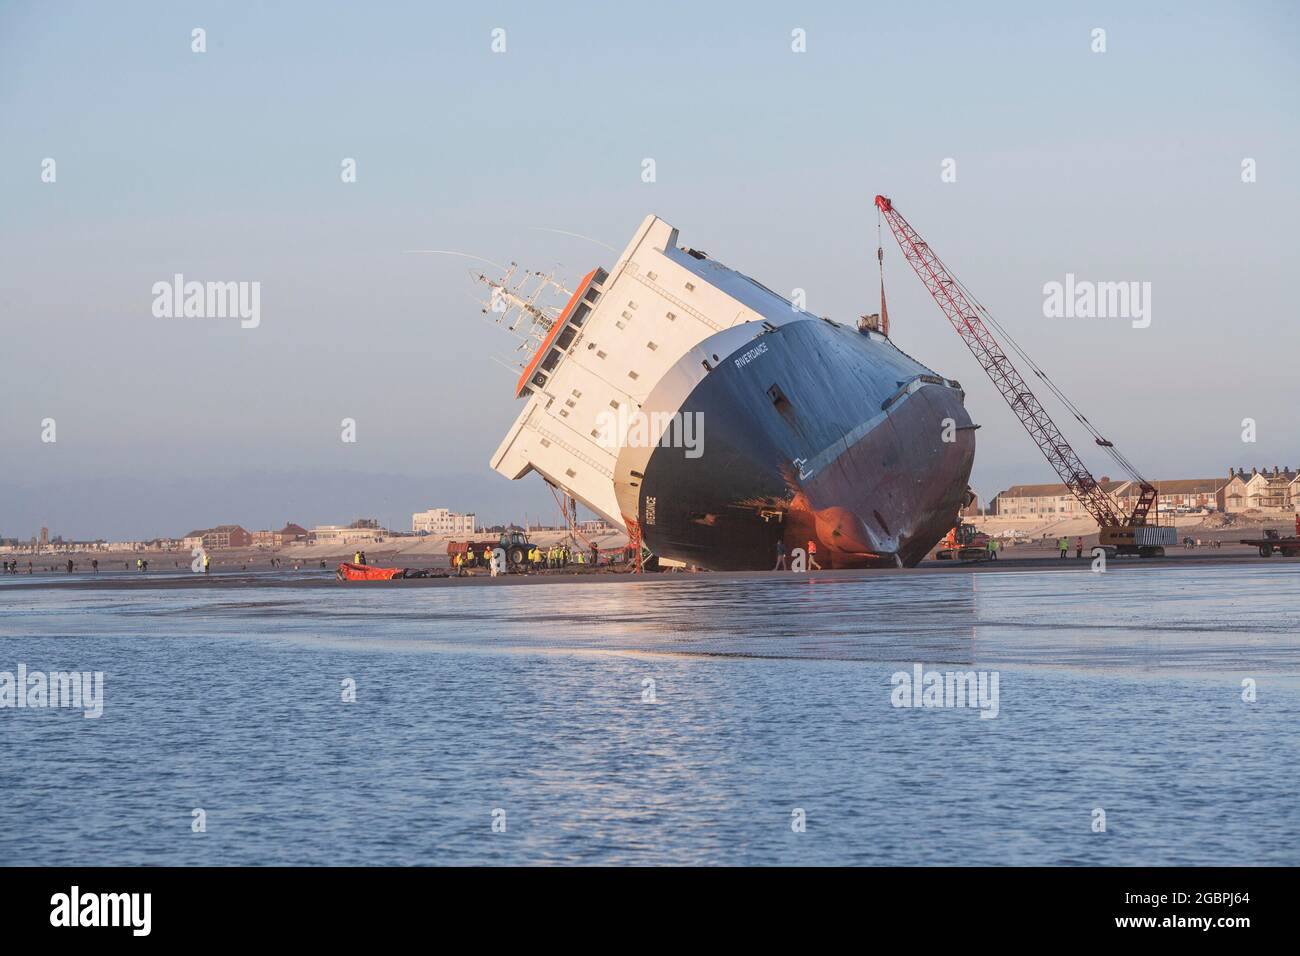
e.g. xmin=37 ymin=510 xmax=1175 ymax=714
xmin=490 ymin=215 xmax=813 ymax=527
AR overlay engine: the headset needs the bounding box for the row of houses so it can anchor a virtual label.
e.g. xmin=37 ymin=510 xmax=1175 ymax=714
xmin=181 ymin=523 xmax=310 ymax=550
xmin=181 ymin=522 xmax=412 ymax=550
xmin=21 ymin=521 xmax=391 ymax=553
xmin=991 ymin=466 xmax=1300 ymax=517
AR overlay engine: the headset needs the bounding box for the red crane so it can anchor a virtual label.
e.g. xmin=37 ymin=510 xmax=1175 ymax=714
xmin=874 ymin=195 xmax=1161 ymax=548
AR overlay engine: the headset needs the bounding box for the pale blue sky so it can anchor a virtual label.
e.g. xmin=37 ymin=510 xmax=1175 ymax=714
xmin=2 ymin=1 xmax=1297 ymax=539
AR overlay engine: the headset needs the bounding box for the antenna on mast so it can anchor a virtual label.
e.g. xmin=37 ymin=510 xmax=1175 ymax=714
xmin=474 ymin=264 xmax=573 ymax=346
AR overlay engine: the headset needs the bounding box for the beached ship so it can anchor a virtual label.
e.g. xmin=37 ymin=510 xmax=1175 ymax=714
xmin=484 ymin=215 xmax=976 ymax=569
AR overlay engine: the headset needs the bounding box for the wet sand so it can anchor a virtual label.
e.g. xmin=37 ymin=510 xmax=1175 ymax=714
xmin=2 ymin=545 xmax=1293 ymax=590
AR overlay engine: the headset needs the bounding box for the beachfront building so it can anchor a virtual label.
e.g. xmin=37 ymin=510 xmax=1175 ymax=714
xmin=1224 ymin=467 xmax=1298 ymax=512
xmin=1261 ymin=469 xmax=1298 ymax=511
xmin=1259 ymin=468 xmax=1298 ymax=510
xmin=991 ymin=476 xmax=1233 ymax=518
xmin=1225 ymin=469 xmax=1264 ymax=512
xmin=310 ymin=524 xmax=387 ymax=546
xmin=250 ymin=524 xmax=307 ymax=548
xmin=1144 ymin=478 xmax=1229 ymax=512
xmin=183 ymin=525 xmax=253 ymax=550
xmin=412 ymin=508 xmax=477 ymax=536
xmin=207 ymin=525 xmax=252 ymax=549
xmin=990 ymin=479 xmax=1131 ymax=517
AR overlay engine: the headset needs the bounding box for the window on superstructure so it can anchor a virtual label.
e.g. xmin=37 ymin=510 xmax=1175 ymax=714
xmin=584 ymin=288 xmax=600 ymax=303
xmin=684 ymin=282 xmax=695 ymax=292
xmin=541 ymin=350 xmax=562 ymax=372
xmin=646 ymin=341 xmax=657 ymax=351
xmin=556 ymin=327 xmax=577 ymax=350
xmin=593 ymin=269 xmax=608 ymax=285
xmin=571 ymin=304 xmax=591 ymax=326
xmin=628 ymin=371 xmax=639 ymax=380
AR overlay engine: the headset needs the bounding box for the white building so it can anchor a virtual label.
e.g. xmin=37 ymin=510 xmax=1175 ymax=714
xmin=311 ymin=525 xmax=387 ymax=545
xmin=411 ymin=508 xmax=477 ymax=536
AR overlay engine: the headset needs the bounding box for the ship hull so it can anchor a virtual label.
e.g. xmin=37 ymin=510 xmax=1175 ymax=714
xmin=616 ymin=318 xmax=975 ymax=570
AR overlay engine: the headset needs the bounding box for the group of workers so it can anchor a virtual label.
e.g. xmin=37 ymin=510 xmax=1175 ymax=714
xmin=530 ymin=544 xmax=584 ymax=569
xmin=772 ymin=539 xmax=822 ymax=570
xmin=452 ymin=547 xmax=492 ymax=571
xmin=774 ymin=533 xmax=1095 ymax=565
xmin=988 ymin=535 xmax=1086 ymax=559
xmin=1056 ymin=536 xmax=1085 ymax=559
xmin=450 ymin=541 xmax=600 ymax=575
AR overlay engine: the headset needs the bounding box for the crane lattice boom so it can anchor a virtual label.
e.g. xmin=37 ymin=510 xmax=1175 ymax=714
xmin=873 ymin=195 xmax=1142 ymax=530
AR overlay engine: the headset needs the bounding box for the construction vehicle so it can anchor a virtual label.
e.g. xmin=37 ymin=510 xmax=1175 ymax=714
xmin=448 ymin=529 xmax=536 ymax=568
xmin=875 ymin=196 xmax=1175 ymax=557
xmin=1240 ymin=514 xmax=1300 ymax=557
xmin=935 ymin=522 xmax=990 ymax=561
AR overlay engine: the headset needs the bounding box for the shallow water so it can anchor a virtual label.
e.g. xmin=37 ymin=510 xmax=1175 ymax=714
xmin=1 ymin=565 xmax=1297 ymax=864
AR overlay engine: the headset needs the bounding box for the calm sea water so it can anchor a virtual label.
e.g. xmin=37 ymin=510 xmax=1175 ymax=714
xmin=1 ymin=565 xmax=1298 ymax=865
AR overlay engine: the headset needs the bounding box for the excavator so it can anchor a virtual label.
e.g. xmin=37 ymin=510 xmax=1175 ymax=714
xmin=935 ymin=522 xmax=990 ymax=562
xmin=875 ymin=196 xmax=1175 ymax=558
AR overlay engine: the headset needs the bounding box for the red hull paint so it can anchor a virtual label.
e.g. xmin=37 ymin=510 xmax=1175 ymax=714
xmin=336 ymin=562 xmax=403 ymax=581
